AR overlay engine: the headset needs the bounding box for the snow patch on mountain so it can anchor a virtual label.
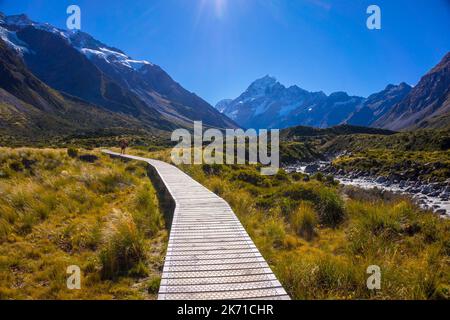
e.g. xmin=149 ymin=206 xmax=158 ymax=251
xmin=279 ymin=102 xmax=301 ymax=116
xmin=246 ymin=75 xmax=278 ymax=97
xmin=215 ymin=99 xmax=233 ymax=113
xmin=1 ymin=13 xmax=153 ymax=71
xmin=0 ymin=26 xmax=30 ymax=55
xmin=3 ymin=14 xmax=67 ymax=38
xmin=80 ymin=47 xmax=152 ymax=71
xmin=254 ymin=101 xmax=270 ymax=116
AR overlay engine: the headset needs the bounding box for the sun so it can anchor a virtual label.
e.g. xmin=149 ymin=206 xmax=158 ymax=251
xmin=214 ymin=0 xmax=227 ymax=17
xmin=199 ymin=0 xmax=228 ymax=19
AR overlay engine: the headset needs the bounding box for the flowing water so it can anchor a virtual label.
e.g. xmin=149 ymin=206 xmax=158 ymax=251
xmin=286 ymin=164 xmax=450 ymax=218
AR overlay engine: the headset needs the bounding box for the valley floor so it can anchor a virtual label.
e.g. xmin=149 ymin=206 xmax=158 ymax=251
xmin=123 ymin=147 xmax=450 ymax=300
xmin=0 ymin=146 xmax=449 ymax=300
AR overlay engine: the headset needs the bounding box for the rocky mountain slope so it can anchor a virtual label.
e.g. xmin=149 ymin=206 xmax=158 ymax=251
xmin=0 ymin=13 xmax=238 ymax=133
xmin=0 ymin=38 xmax=148 ymax=144
xmin=346 ymin=83 xmax=412 ymax=127
xmin=373 ymin=53 xmax=450 ymax=130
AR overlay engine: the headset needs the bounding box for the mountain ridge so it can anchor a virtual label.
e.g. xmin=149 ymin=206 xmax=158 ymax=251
xmin=373 ymin=52 xmax=450 ymax=130
xmin=0 ymin=37 xmax=152 ymax=144
xmin=0 ymin=12 xmax=239 ymax=131
xmin=216 ymin=52 xmax=449 ymax=131
xmin=216 ymin=75 xmax=374 ymax=129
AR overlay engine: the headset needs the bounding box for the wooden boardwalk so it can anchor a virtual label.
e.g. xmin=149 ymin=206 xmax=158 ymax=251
xmin=103 ymin=150 xmax=290 ymax=300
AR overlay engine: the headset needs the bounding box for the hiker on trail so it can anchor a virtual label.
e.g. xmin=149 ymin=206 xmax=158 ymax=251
xmin=119 ymin=139 xmax=129 ymax=155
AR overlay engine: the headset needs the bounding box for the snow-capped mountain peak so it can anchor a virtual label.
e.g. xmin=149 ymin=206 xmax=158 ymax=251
xmin=0 ymin=16 xmax=30 ymax=56
xmin=246 ymin=75 xmax=279 ymax=95
xmin=3 ymin=13 xmax=65 ymax=36
xmin=0 ymin=12 xmax=153 ymax=71
xmin=4 ymin=14 xmax=34 ymax=26
xmin=215 ymin=77 xmax=413 ymax=130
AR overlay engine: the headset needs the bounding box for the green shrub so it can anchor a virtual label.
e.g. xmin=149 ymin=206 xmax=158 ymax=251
xmin=67 ymin=148 xmax=78 ymax=158
xmin=313 ymin=255 xmax=360 ymax=293
xmin=283 ymin=182 xmax=317 ymax=201
xmin=208 ymin=177 xmax=227 ymax=195
xmin=0 ymin=168 xmax=11 ymax=179
xmin=78 ymin=154 xmax=98 ymax=163
xmin=202 ymin=163 xmax=228 ymax=176
xmin=0 ymin=218 xmax=11 ymax=242
xmin=128 ymin=261 xmax=149 ymax=278
xmin=325 ymin=175 xmax=336 ymax=185
xmin=283 ymin=182 xmax=345 ymax=228
xmin=275 ymin=170 xmax=289 ymax=181
xmin=291 ymin=172 xmax=304 ymax=181
xmin=312 ymin=172 xmax=324 ymax=182
xmin=279 ymin=197 xmax=298 ymax=216
xmin=316 ymin=188 xmax=346 ymax=228
xmin=147 ymin=276 xmax=161 ymax=294
xmin=9 ymin=161 xmax=24 ymax=172
xmin=256 ymin=197 xmax=277 ymax=210
xmin=17 ymin=212 xmax=38 ymax=235
xmin=431 ymin=284 xmax=450 ymax=300
xmin=231 ymin=169 xmax=271 ymax=187
xmin=357 ymin=202 xmax=401 ymax=237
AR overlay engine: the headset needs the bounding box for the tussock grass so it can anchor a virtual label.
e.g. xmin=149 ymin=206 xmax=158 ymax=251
xmin=133 ymin=183 xmax=163 ymax=237
xmin=282 ymin=181 xmax=346 ymax=228
xmin=0 ymin=148 xmax=167 ymax=299
xmin=121 ymin=147 xmax=450 ymax=300
xmin=290 ymin=202 xmax=318 ymax=241
xmin=100 ymin=210 xmax=147 ymax=279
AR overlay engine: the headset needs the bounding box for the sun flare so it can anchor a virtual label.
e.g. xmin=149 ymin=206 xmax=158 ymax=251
xmin=199 ymin=0 xmax=228 ymax=18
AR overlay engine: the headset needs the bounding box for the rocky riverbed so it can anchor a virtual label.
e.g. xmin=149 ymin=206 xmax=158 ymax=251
xmin=285 ymin=162 xmax=450 ymax=217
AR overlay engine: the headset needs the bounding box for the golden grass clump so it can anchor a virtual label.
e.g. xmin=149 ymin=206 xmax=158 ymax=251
xmin=100 ymin=209 xmax=147 ymax=279
xmin=0 ymin=147 xmax=166 ymax=299
xmin=290 ymin=202 xmax=318 ymax=241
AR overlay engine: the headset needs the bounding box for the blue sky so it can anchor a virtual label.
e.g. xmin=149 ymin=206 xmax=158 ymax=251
xmin=1 ymin=0 xmax=449 ymax=105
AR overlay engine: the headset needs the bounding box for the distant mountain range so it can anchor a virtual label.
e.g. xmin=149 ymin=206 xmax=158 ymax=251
xmin=216 ymin=52 xmax=450 ymax=131
xmin=0 ymin=13 xmax=238 ymax=142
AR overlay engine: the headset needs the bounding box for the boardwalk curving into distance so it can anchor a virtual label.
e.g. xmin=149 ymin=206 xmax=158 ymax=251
xmin=103 ymin=150 xmax=290 ymax=300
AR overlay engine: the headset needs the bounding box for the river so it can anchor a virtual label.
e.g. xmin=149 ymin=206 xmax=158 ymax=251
xmin=285 ymin=163 xmax=450 ymax=218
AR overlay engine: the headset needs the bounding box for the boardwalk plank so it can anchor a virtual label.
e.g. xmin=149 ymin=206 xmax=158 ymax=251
xmin=102 ymin=150 xmax=289 ymax=300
